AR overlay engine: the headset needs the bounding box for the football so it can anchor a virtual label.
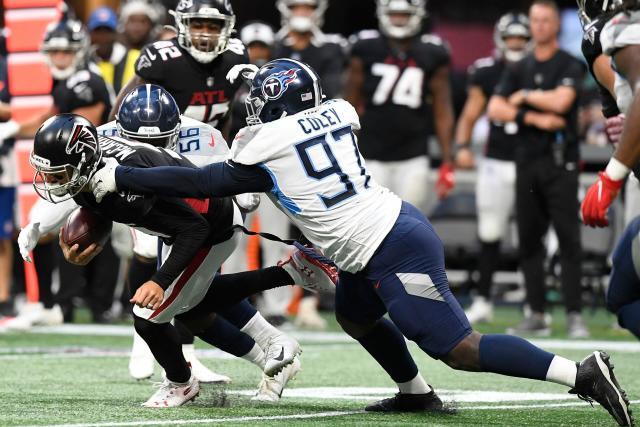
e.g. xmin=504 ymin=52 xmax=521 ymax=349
xmin=61 ymin=207 xmax=113 ymax=251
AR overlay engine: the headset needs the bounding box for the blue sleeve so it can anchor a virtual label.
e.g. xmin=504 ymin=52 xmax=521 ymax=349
xmin=115 ymin=160 xmax=274 ymax=198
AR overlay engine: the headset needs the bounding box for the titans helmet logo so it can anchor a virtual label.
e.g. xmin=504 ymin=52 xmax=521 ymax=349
xmin=66 ymin=123 xmax=98 ymax=155
xmin=261 ymin=68 xmax=300 ymax=100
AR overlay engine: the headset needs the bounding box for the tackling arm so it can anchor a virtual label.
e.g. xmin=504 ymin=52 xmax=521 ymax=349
xmin=114 ymin=161 xmax=273 ymax=199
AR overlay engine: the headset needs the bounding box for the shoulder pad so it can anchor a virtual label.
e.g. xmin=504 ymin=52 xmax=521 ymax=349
xmin=323 ymin=33 xmax=349 ymax=48
xmin=66 ymin=70 xmax=91 ymax=89
xmin=472 ymin=57 xmax=496 ymax=70
xmin=420 ymin=34 xmax=445 ymax=46
xmin=353 ymin=29 xmax=380 ymax=42
xmin=225 ymin=38 xmax=247 ymax=58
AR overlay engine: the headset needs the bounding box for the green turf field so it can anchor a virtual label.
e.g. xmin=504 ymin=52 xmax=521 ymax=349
xmin=0 ymin=306 xmax=637 ymax=427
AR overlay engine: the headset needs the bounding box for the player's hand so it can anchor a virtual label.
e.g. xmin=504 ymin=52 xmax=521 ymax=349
xmin=234 ymin=193 xmax=261 ymax=213
xmin=508 ymin=90 xmax=528 ymax=106
xmin=226 ymin=64 xmax=259 ymax=84
xmin=605 ymin=113 xmax=625 ymax=145
xmin=131 ymin=281 xmax=164 ymax=310
xmin=581 ymin=171 xmax=624 ymax=227
xmin=0 ymin=120 xmax=19 ymax=141
xmin=59 ymin=232 xmax=103 ymax=265
xmin=533 ymin=113 xmax=566 ymax=131
xmin=90 ymin=157 xmax=119 ymax=203
xmin=18 ymin=222 xmax=41 ymax=263
xmin=454 ymin=147 xmax=475 ymax=169
xmin=436 ymin=162 xmax=455 ymax=199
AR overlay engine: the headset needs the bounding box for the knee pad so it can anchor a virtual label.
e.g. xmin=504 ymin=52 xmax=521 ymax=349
xmin=335 ymin=312 xmax=376 ymax=339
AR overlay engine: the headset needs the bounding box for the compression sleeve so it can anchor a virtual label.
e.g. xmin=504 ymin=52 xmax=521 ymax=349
xmin=115 ymin=161 xmax=273 ymax=198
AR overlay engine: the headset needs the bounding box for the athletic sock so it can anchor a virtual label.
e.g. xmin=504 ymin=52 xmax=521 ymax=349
xmin=134 ymin=316 xmax=190 ymax=383
xmin=479 ymin=334 xmax=555 ymax=381
xmin=477 ymin=240 xmax=500 ymax=298
xmin=196 ymin=315 xmax=256 ymax=357
xmin=357 ymin=318 xmax=420 ymax=384
xmin=241 ymin=343 xmax=266 ymax=369
xmin=205 ymin=267 xmax=293 ymax=311
xmin=174 ymin=318 xmax=195 ymax=345
xmin=617 ymin=300 xmax=640 ymax=339
xmin=240 ymin=311 xmax=284 ymax=349
xmin=545 ymin=355 xmax=577 ymax=387
xmin=397 ymin=372 xmax=431 ymax=394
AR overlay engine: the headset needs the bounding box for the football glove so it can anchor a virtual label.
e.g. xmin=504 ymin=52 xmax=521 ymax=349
xmin=0 ymin=120 xmax=19 ymax=141
xmin=91 ymin=157 xmax=119 ymax=203
xmin=581 ymin=171 xmax=624 ymax=227
xmin=18 ymin=222 xmax=41 ymax=263
xmin=226 ymin=64 xmax=259 ymax=85
xmin=436 ymin=162 xmax=455 ymax=199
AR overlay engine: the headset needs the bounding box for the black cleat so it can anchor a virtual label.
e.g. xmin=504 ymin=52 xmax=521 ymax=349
xmin=365 ymin=389 xmax=444 ymax=413
xmin=569 ymin=351 xmax=634 ymax=426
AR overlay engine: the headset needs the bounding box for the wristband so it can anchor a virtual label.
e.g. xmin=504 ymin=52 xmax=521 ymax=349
xmin=605 ymin=157 xmax=631 ymax=181
xmin=515 ymin=109 xmax=527 ymax=126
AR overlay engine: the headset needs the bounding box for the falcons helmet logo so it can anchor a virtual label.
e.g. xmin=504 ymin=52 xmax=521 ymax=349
xmin=66 ymin=123 xmax=98 ymax=155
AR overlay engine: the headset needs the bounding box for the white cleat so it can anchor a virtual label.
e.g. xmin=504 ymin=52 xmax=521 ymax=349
xmin=465 ymin=296 xmax=494 ymax=324
xmin=252 ymin=356 xmax=301 ymax=402
xmin=142 ymin=374 xmax=200 ymax=408
xmin=6 ymin=303 xmax=63 ymax=330
xmin=294 ymin=297 xmax=327 ymax=330
xmin=263 ymin=333 xmax=301 ymax=377
xmin=278 ymin=246 xmax=338 ymax=293
xmin=129 ymin=332 xmax=155 ymax=380
xmin=182 ymin=344 xmax=231 ymax=384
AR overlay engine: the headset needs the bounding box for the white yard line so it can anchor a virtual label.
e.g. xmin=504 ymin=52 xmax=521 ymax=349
xmin=16 ymin=411 xmax=363 ymax=427
xmin=16 ymin=324 xmax=640 ymax=352
xmin=463 ymin=400 xmax=640 ymax=410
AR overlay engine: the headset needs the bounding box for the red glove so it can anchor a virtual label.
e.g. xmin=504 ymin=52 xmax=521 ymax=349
xmin=605 ymin=113 xmax=625 ymax=145
xmin=436 ymin=162 xmax=455 ymax=200
xmin=581 ymin=171 xmax=624 ymax=227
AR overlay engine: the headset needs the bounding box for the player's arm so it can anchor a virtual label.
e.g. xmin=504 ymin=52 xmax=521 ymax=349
xmin=510 ymin=86 xmax=577 ymax=115
xmin=145 ymin=199 xmax=211 ymax=291
xmin=593 ymin=54 xmax=616 ymax=96
xmin=0 ymin=102 xmax=10 ymax=121
xmin=72 ymin=103 xmax=106 ymax=126
xmin=454 ymin=85 xmax=486 ymax=168
xmin=344 ymin=57 xmax=365 ymax=115
xmin=609 ymin=45 xmax=640 ymax=171
xmin=110 ymin=161 xmax=273 ymax=199
xmin=108 ymin=75 xmax=147 ymax=121
xmin=431 ymin=65 xmax=454 ymax=164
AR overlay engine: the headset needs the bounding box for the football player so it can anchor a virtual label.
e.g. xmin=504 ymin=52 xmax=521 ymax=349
xmin=274 ymin=0 xmax=347 ymax=99
xmin=454 ymin=13 xmax=531 ymax=324
xmin=577 ymin=0 xmax=640 ymax=344
xmin=581 ymin=0 xmax=640 ymax=227
xmin=0 ymin=18 xmax=114 ymax=329
xmin=110 ymin=0 xmax=246 ymax=132
xmin=91 ymin=59 xmax=632 ymax=426
xmin=29 ymin=112 xmax=337 ymax=407
xmin=346 ymin=0 xmax=455 ymax=209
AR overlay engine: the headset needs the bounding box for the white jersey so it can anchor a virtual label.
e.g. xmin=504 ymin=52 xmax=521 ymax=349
xmin=601 ymin=10 xmax=638 ymax=112
xmin=98 ymin=116 xmax=230 ymax=167
xmin=230 ymin=99 xmax=402 ymax=273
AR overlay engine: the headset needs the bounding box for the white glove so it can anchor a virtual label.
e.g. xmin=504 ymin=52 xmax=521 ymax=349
xmin=18 ymin=222 xmax=41 ymax=263
xmin=226 ymin=64 xmax=259 ymax=84
xmin=0 ymin=120 xmax=19 ymax=141
xmin=234 ymin=193 xmax=261 ymax=213
xmin=91 ymin=157 xmax=119 ymax=203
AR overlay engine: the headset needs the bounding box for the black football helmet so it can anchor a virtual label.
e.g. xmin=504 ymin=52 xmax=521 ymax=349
xmin=41 ymin=19 xmax=89 ymax=80
xmin=30 ymin=114 xmax=102 ymax=203
xmin=377 ymin=0 xmax=426 ymax=39
xmin=170 ymin=0 xmax=236 ymax=63
xmin=117 ymin=84 xmax=182 ymax=150
xmin=494 ymin=12 xmax=531 ymax=62
xmin=576 ymin=0 xmax=634 ymax=25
